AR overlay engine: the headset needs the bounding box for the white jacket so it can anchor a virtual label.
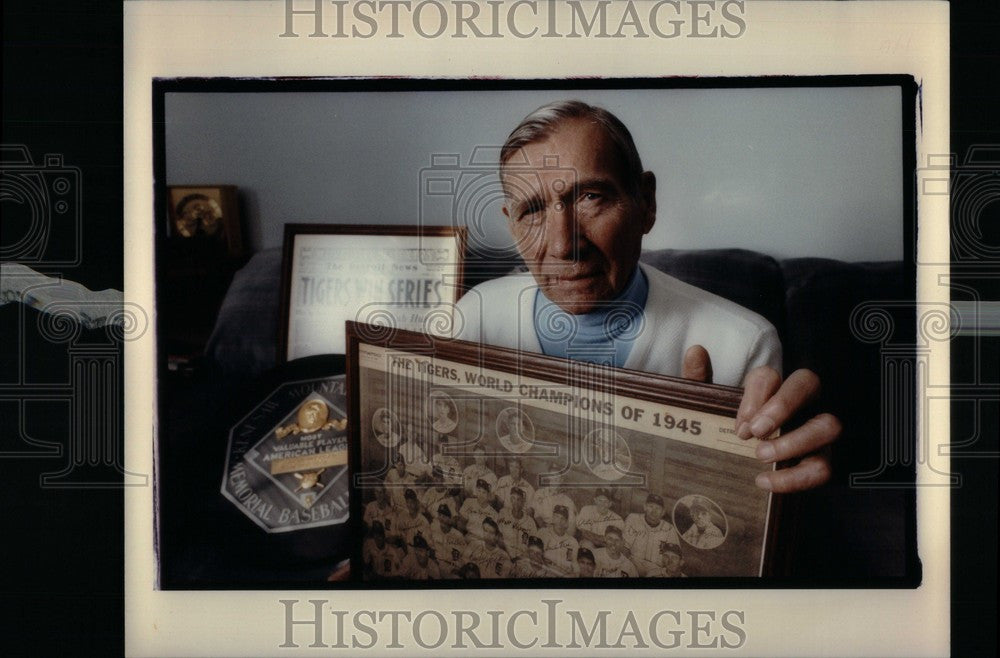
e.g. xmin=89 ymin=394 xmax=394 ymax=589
xmin=453 ymin=263 xmax=781 ymax=387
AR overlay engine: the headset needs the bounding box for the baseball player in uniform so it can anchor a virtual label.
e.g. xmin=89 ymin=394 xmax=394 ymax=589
xmin=391 ymin=488 xmax=431 ymax=546
xmin=428 ymin=504 xmax=468 ymax=578
xmin=497 ymin=486 xmax=538 ymax=560
xmin=459 ymin=478 xmax=497 ymax=538
xmin=532 ymin=464 xmax=577 ymax=534
xmin=593 ymin=525 xmax=639 ymax=577
xmin=646 ymin=542 xmax=688 ymax=577
xmin=493 ymin=457 xmax=535 ymax=512
xmin=384 ymin=452 xmax=417 ymax=510
xmin=575 ymin=547 xmax=597 ymax=577
xmin=398 ymin=534 xmax=442 ymax=580
xmin=680 ymin=497 xmax=725 ymax=549
xmin=536 ymin=504 xmax=579 ymax=577
xmin=575 ymin=487 xmax=624 ymax=549
xmin=623 ymin=493 xmax=679 ymax=576
xmin=363 ymin=485 xmax=395 ymax=532
xmin=363 ymin=521 xmax=404 ymax=579
xmin=462 ymin=447 xmax=497 ymax=498
xmin=461 ymin=516 xmax=513 ymax=579
xmin=513 ymin=536 xmax=552 ymax=578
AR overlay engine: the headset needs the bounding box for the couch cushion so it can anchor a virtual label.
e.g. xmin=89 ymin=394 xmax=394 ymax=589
xmin=641 ymin=248 xmax=787 ymax=344
xmin=781 ymin=257 xmax=912 ymax=478
xmin=205 ymin=247 xmax=282 ymax=376
xmin=781 ymin=258 xmax=910 ymax=370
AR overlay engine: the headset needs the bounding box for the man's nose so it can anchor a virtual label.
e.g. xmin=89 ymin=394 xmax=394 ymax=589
xmin=544 ymin=200 xmax=581 ymax=260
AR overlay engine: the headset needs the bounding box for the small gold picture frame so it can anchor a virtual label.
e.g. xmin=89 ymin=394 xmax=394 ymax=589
xmin=167 ymin=185 xmax=242 ymax=257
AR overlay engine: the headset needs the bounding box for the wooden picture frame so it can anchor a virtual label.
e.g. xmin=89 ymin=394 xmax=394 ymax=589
xmin=166 ymin=184 xmax=242 ymax=257
xmin=279 ymin=224 xmax=466 ymax=361
xmin=345 ymin=322 xmax=780 ymax=585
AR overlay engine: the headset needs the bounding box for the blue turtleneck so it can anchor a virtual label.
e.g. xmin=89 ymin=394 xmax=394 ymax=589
xmin=533 ymin=266 xmax=648 ymax=368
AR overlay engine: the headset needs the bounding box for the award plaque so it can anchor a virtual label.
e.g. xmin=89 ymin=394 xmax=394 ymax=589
xmin=346 ymin=322 xmax=780 ymax=584
xmin=222 ymin=375 xmax=350 ymax=533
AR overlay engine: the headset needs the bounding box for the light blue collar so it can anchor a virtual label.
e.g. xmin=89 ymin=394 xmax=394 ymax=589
xmin=533 ymin=266 xmax=648 ymax=368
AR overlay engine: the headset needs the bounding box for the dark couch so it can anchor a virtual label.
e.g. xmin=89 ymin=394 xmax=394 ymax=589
xmin=188 ymin=246 xmax=917 ymax=582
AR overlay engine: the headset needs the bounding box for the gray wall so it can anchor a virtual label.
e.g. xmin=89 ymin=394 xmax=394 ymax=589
xmin=165 ymin=86 xmax=903 ymax=261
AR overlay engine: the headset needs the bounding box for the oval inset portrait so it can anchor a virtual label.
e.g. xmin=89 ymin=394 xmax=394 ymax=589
xmin=674 ymin=494 xmax=728 ymax=550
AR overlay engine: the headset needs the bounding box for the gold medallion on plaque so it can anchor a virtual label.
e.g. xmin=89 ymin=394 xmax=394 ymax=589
xmin=243 ymin=392 xmax=349 ymax=510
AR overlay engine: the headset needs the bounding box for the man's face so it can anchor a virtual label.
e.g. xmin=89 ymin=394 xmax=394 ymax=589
xmin=578 ymin=557 xmax=595 ymax=577
xmin=553 ymin=513 xmax=568 ymax=535
xmin=694 ymin=509 xmax=711 ymax=529
xmin=661 ymin=550 xmax=682 ymax=573
xmin=594 ymin=494 xmax=611 ymax=513
xmin=437 ymin=512 xmax=452 ymax=530
xmin=510 ymin=492 xmax=525 ymax=515
xmin=605 ymin=531 xmax=623 ymax=557
xmin=476 ymin=486 xmax=489 ymax=505
xmin=406 ymin=497 xmax=419 ymax=515
xmin=509 ymin=461 xmax=522 ymax=480
xmin=484 ymin=524 xmax=498 ymax=548
xmin=416 ymin=546 xmax=429 ymax=566
xmin=528 ymin=545 xmax=544 ymax=565
xmin=644 ymin=502 xmax=664 ymax=525
xmin=501 ymin=118 xmax=656 ymax=314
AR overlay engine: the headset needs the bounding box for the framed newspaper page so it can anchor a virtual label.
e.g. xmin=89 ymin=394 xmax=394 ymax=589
xmin=279 ymin=224 xmax=466 ymax=361
xmin=346 ymin=322 xmax=779 ymax=584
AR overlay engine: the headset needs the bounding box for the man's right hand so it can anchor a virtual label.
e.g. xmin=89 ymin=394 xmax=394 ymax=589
xmin=680 ymin=345 xmax=838 ymax=494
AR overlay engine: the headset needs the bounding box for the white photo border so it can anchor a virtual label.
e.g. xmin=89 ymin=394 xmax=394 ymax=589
xmin=125 ymin=1 xmax=950 ymax=655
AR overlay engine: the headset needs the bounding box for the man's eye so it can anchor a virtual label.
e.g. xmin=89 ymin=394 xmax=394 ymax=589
xmin=518 ymin=206 xmax=544 ymax=224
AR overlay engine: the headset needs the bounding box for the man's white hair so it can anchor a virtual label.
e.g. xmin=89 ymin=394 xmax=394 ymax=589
xmin=500 ymin=100 xmax=645 ymax=196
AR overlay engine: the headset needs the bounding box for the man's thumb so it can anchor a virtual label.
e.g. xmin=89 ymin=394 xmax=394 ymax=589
xmin=682 ymin=345 xmax=713 ymax=383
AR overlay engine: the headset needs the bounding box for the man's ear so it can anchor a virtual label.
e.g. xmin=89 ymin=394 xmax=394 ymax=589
xmin=639 ymin=171 xmax=657 ymax=234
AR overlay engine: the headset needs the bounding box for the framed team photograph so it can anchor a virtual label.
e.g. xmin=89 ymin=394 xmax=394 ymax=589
xmin=345 ymin=322 xmax=780 ymax=583
xmin=278 ymin=224 xmax=466 ymax=361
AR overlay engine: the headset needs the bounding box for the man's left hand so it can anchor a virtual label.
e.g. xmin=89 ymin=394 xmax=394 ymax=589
xmin=682 ymin=346 xmax=840 ymax=493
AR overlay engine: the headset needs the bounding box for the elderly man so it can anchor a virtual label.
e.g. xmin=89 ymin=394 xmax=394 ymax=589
xmin=454 ymin=100 xmax=839 ymax=493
